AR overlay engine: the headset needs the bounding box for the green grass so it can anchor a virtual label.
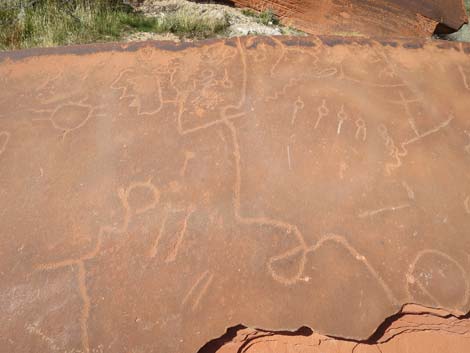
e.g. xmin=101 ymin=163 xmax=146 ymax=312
xmin=120 ymin=9 xmax=230 ymax=39
xmin=241 ymin=8 xmax=279 ymax=26
xmin=0 ymin=0 xmax=230 ymax=50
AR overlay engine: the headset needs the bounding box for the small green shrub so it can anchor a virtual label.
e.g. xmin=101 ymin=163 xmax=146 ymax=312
xmin=241 ymin=7 xmax=279 ymax=26
xmin=241 ymin=8 xmax=257 ymax=17
xmin=258 ymin=9 xmax=279 ymax=26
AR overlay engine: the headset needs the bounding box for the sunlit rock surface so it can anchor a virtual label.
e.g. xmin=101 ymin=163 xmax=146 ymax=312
xmin=0 ymin=36 xmax=469 ymax=353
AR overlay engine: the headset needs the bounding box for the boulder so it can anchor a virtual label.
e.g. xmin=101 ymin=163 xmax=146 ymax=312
xmin=1 ymin=36 xmax=470 ymax=353
xmin=231 ymin=0 xmax=468 ymax=37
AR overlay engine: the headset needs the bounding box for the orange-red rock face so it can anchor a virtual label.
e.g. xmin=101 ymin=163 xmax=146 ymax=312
xmin=214 ymin=307 xmax=470 ymax=353
xmin=232 ymin=0 xmax=468 ymax=37
xmin=1 ymin=37 xmax=470 ymax=353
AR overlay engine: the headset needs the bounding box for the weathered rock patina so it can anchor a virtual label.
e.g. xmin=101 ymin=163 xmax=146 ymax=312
xmin=0 ymin=36 xmax=470 ymax=353
xmin=231 ymin=0 xmax=468 ymax=37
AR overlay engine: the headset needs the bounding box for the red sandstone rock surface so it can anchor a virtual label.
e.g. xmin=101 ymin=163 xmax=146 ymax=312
xmin=213 ymin=305 xmax=470 ymax=353
xmin=231 ymin=0 xmax=468 ymax=37
xmin=0 ymin=36 xmax=470 ymax=353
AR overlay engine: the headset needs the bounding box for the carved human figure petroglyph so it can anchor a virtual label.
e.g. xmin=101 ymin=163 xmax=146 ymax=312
xmin=336 ymin=105 xmax=348 ymax=135
xmin=291 ymin=97 xmax=304 ymax=125
xmin=354 ymin=118 xmax=367 ymax=142
xmin=314 ymin=99 xmax=329 ymax=129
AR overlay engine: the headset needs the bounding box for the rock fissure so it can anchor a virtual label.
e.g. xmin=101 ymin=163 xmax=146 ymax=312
xmin=200 ymin=305 xmax=470 ymax=353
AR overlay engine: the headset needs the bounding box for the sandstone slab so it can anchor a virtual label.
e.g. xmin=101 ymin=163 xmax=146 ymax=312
xmin=231 ymin=0 xmax=468 ymax=37
xmin=0 ymin=36 xmax=470 ymax=353
xmin=214 ymin=305 xmax=470 ymax=353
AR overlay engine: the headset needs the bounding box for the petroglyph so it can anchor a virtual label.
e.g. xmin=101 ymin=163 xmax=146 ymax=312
xmin=336 ymin=105 xmax=348 ymax=135
xmin=228 ymin=102 xmax=400 ymax=298
xmin=3 ymin=36 xmax=470 ymax=353
xmin=25 ymin=324 xmax=59 ymax=351
xmin=290 ymin=97 xmax=304 ymax=125
xmin=389 ymin=91 xmax=421 ymax=136
xmin=77 ymin=262 xmax=91 ymax=353
xmin=119 ymin=179 xmax=160 ymax=215
xmin=268 ymin=234 xmax=398 ymax=303
xmin=464 ymin=131 xmax=470 ymax=155
xmin=402 ymin=181 xmax=416 ymax=201
xmin=354 ymin=118 xmax=367 ymax=142
xmin=111 ymin=68 xmax=166 ymax=116
xmin=338 ymin=64 xmax=406 ymax=88
xmin=165 ymin=205 xmax=196 ymax=263
xmin=182 ymin=270 xmax=214 ymax=312
xmin=148 ymin=209 xmax=169 ymax=259
xmin=403 ymin=115 xmax=454 ymax=146
xmin=286 ymin=145 xmax=292 ymax=170
xmin=378 ymin=123 xmax=402 ymax=173
xmin=407 ymin=249 xmax=470 ymax=307
xmin=34 ymin=178 xmax=155 ymax=353
xmin=32 ymin=103 xmax=104 ymax=141
xmin=458 ymin=65 xmax=470 ymax=90
xmin=266 ymin=78 xmax=299 ymax=102
xmin=359 ymin=204 xmax=411 ymax=218
xmin=180 ymin=151 xmax=196 ymax=177
xmin=0 ymin=130 xmax=11 ymax=156
xmin=379 ymin=115 xmax=454 ymax=175
xmin=314 ymin=99 xmax=329 ymax=129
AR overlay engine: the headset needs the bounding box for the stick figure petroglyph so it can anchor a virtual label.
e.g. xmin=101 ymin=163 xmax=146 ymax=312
xmin=314 ymin=99 xmax=329 ymax=129
xmin=354 ymin=118 xmax=367 ymax=142
xmin=290 ymin=97 xmax=304 ymax=125
xmin=336 ymin=105 xmax=348 ymax=135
